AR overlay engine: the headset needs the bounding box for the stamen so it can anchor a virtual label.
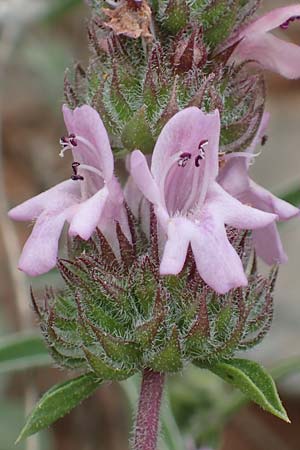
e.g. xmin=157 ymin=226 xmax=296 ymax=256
xmin=71 ymin=162 xmax=84 ymax=181
xmin=70 ymin=138 xmax=78 ymax=147
xmin=198 ymin=139 xmax=208 ymax=150
xmin=195 ymin=155 xmax=203 ymax=167
xmin=59 ymin=132 xmax=100 ymax=160
xmin=79 ymin=163 xmax=104 ymax=179
xmin=178 ymin=152 xmax=192 ymax=167
xmin=195 ymin=139 xmax=208 ymax=166
xmin=59 ymin=133 xmax=78 ymax=157
xmin=177 ymin=141 xmax=208 ymax=169
xmin=280 ymin=15 xmax=300 ymax=29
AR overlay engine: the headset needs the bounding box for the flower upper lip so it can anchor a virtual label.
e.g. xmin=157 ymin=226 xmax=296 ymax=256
xmin=222 ymin=5 xmax=300 ymax=79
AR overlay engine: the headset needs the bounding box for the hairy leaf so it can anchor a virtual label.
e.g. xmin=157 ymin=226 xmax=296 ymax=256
xmin=16 ymin=374 xmax=102 ymax=442
xmin=207 ymin=358 xmax=290 ymax=422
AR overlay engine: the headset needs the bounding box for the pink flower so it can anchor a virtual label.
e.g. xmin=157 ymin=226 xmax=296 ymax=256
xmin=130 ymin=107 xmax=277 ymax=294
xmin=229 ymin=5 xmax=300 ymax=79
xmin=8 ymin=105 xmax=124 ymax=276
xmin=218 ymin=113 xmax=300 ymax=265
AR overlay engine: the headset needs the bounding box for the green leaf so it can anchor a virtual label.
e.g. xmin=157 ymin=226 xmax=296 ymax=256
xmin=0 ymin=333 xmax=51 ymax=374
xmin=16 ymin=374 xmax=102 ymax=443
xmin=207 ymin=358 xmax=290 ymax=423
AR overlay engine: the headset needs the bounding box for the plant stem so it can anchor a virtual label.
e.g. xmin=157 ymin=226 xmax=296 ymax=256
xmin=133 ymin=369 xmax=165 ymax=450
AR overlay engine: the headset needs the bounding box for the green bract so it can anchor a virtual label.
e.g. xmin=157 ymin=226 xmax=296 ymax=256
xmin=32 ymin=210 xmax=275 ymax=381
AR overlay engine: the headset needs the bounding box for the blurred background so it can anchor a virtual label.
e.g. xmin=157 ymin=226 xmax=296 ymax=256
xmin=0 ymin=0 xmax=300 ymax=449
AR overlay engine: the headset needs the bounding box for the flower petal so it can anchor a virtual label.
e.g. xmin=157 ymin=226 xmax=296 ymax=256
xmin=8 ymin=180 xmax=80 ymax=222
xmin=206 ymin=183 xmax=277 ymax=230
xmin=217 ymin=158 xmax=249 ymax=198
xmin=191 ymin=215 xmax=248 ymax=294
xmin=233 ymin=33 xmax=300 ymax=79
xmin=159 ymin=215 xmax=247 ymax=294
xmin=151 ymin=107 xmax=220 ymax=189
xmin=18 ymin=211 xmax=69 ymax=276
xmin=241 ymin=5 xmax=300 ymax=34
xmin=218 ymin=112 xmax=270 ymax=196
xmin=130 ymin=150 xmax=162 ymax=206
xmin=253 ymin=224 xmax=288 ymax=265
xmin=160 ymin=218 xmax=190 ymax=275
xmin=63 ymin=104 xmax=114 ymax=179
xmin=249 ymin=181 xmax=300 ymax=221
xmin=69 ymin=186 xmax=109 ymax=240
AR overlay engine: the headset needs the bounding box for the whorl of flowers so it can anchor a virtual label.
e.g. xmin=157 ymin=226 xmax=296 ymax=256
xmin=9 ymin=0 xmax=300 ymax=379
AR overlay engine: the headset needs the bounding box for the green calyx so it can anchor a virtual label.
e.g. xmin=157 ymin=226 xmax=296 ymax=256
xmin=32 ymin=210 xmax=276 ymax=382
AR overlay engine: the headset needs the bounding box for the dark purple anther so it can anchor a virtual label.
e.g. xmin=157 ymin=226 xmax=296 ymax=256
xmin=178 ymin=152 xmax=192 ymax=167
xmin=60 ymin=133 xmax=78 ymax=149
xmin=261 ymin=135 xmax=268 ymax=146
xmin=195 ymin=155 xmax=203 ymax=167
xmin=280 ymin=15 xmax=300 ymax=30
xmin=196 ymin=139 xmax=208 ymax=165
xmin=198 ymin=139 xmax=208 ymax=149
xmin=71 ymin=162 xmax=84 ymax=181
xmin=69 ymin=138 xmax=78 ymax=147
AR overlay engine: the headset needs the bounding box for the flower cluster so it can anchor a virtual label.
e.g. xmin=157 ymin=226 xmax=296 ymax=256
xmin=9 ymin=1 xmax=300 ymax=374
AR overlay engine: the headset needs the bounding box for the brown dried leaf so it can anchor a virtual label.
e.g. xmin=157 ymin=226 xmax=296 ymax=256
xmin=102 ymin=0 xmax=152 ymax=40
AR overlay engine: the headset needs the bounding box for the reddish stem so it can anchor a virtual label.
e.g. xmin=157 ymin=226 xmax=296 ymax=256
xmin=133 ymin=369 xmax=166 ymax=450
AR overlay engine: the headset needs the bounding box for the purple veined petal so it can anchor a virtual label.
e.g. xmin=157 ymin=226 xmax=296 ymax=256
xmin=130 ymin=150 xmax=162 ymax=206
xmin=232 ymin=33 xmax=300 ymax=79
xmin=18 ymin=209 xmax=73 ymax=276
xmin=151 ymin=108 xmax=220 ymax=201
xmin=249 ymin=181 xmax=300 ymax=221
xmin=253 ymin=223 xmax=288 ymax=265
xmin=206 ymin=183 xmax=277 ymax=230
xmin=62 ymin=105 xmax=114 ymax=180
xmin=69 ymin=186 xmax=109 ymax=240
xmin=240 ymin=5 xmax=300 ymax=35
xmin=8 ymin=179 xmax=81 ymax=222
